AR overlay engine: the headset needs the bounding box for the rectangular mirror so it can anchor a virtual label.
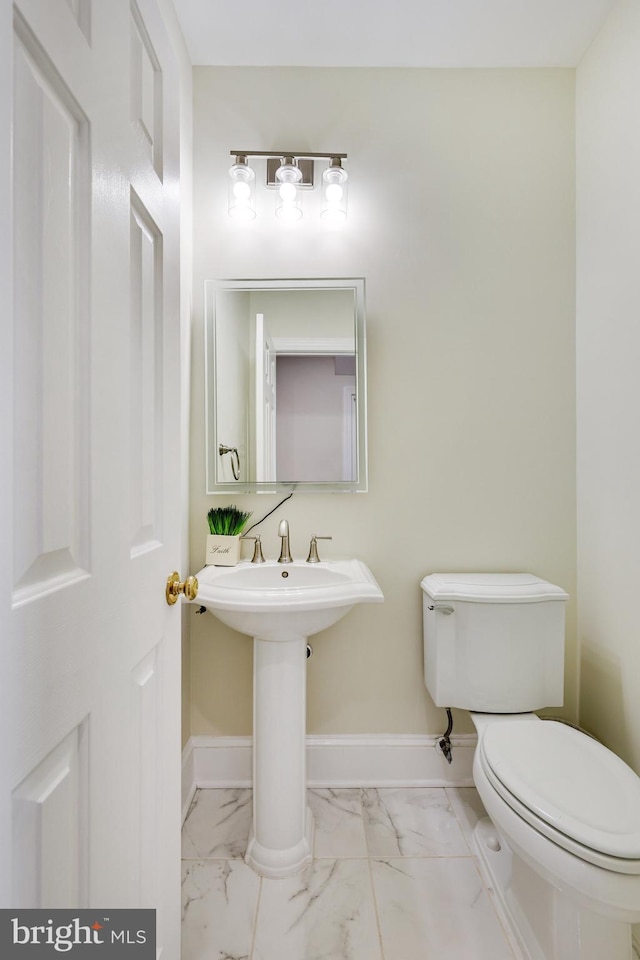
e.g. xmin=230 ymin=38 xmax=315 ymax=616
xmin=205 ymin=278 xmax=367 ymax=493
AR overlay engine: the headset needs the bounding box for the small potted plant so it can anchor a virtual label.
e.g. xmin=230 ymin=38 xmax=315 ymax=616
xmin=205 ymin=505 xmax=253 ymax=566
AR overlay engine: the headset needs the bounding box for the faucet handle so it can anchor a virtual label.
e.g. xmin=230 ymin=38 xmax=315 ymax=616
xmin=241 ymin=534 xmax=265 ymax=563
xmin=306 ymin=535 xmax=332 ymax=563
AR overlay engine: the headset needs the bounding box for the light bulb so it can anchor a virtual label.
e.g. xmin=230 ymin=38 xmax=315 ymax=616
xmin=325 ymin=183 xmax=343 ymax=203
xmin=233 ymin=181 xmax=251 ymax=201
xmin=279 ymin=182 xmax=297 ymax=202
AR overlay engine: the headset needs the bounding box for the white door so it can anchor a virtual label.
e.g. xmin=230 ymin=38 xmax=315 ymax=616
xmin=255 ymin=313 xmax=277 ymax=482
xmin=0 ymin=0 xmax=184 ymax=955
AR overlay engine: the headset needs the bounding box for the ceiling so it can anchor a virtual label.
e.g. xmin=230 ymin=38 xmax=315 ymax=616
xmin=172 ymin=0 xmax=618 ymax=68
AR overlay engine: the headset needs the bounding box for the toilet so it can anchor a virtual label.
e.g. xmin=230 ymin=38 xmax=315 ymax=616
xmin=421 ymin=572 xmax=640 ymax=960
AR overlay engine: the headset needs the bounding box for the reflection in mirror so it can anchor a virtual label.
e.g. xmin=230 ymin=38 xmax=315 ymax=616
xmin=205 ymin=279 xmax=367 ymax=493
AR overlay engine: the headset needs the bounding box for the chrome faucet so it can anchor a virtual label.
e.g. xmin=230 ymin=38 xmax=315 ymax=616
xmin=241 ymin=534 xmax=265 ymax=563
xmin=277 ymin=519 xmax=293 ymax=563
xmin=306 ymin=535 xmax=332 ymax=563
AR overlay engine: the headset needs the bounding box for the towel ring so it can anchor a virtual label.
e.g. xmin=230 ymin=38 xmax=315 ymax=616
xmin=219 ymin=444 xmax=241 ymax=481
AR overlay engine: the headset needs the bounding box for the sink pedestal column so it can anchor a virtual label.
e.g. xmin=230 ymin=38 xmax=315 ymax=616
xmin=245 ymin=634 xmax=314 ymax=878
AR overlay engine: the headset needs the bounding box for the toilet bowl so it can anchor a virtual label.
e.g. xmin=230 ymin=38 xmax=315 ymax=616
xmin=420 ymin=573 xmax=640 ymax=960
xmin=471 ymin=713 xmax=640 ymax=959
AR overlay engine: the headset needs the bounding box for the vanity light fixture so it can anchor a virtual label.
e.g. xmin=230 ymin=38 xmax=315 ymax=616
xmin=228 ymin=151 xmax=348 ymax=222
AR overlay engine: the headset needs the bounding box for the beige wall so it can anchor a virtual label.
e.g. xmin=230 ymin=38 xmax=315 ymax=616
xmin=577 ymin=0 xmax=640 ymax=773
xmin=188 ymin=67 xmax=577 ymax=738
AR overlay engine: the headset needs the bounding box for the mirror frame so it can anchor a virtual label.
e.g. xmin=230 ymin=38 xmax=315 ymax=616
xmin=205 ymin=278 xmax=368 ymax=494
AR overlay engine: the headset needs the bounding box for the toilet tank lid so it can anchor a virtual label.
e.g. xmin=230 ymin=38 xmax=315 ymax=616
xmin=420 ymin=573 xmax=569 ymax=603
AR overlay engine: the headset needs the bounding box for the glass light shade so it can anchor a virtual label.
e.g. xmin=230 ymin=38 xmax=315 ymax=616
xmin=228 ymin=159 xmax=256 ymax=221
xmin=275 ymin=158 xmax=303 ymax=186
xmin=275 ymin=195 xmax=303 ymax=221
xmin=275 ymin=158 xmax=303 ymax=221
xmin=321 ymin=160 xmax=348 ymax=222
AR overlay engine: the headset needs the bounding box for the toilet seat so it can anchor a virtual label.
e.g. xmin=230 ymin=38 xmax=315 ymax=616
xmin=478 ymin=720 xmax=640 ymax=874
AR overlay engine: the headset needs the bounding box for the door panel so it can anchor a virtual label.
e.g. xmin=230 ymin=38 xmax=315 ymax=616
xmin=12 ymin=10 xmax=91 ymax=606
xmin=12 ymin=720 xmax=90 ymax=909
xmin=131 ymin=1 xmax=163 ymax=178
xmin=130 ymin=192 xmax=164 ymax=556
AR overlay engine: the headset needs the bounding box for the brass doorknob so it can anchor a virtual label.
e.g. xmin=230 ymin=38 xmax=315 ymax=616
xmin=166 ymin=572 xmax=198 ymax=606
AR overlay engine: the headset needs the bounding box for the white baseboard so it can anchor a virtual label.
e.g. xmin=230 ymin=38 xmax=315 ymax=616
xmin=182 ymin=733 xmax=477 ymax=822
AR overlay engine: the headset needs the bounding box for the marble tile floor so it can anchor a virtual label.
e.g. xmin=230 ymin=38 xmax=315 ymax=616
xmin=181 ymin=785 xmax=520 ymax=960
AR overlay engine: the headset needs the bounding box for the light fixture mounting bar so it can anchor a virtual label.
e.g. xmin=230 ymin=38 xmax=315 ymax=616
xmin=266 ymin=157 xmax=314 ymax=188
xmin=230 ymin=151 xmax=347 ymax=160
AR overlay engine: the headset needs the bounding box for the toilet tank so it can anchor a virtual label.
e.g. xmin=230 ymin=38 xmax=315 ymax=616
xmin=421 ymin=573 xmax=568 ymax=713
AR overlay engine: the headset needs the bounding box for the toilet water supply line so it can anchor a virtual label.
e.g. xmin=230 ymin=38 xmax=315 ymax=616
xmin=439 ymin=708 xmax=454 ymax=764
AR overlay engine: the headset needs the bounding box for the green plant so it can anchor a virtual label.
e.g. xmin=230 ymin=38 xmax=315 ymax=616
xmin=207 ymin=505 xmax=253 ymax=536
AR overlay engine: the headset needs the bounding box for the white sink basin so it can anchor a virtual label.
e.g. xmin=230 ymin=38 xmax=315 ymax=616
xmin=195 ymin=558 xmax=383 ymax=640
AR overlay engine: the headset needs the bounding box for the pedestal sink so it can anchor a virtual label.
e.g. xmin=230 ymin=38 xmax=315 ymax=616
xmin=194 ymin=559 xmax=384 ymax=878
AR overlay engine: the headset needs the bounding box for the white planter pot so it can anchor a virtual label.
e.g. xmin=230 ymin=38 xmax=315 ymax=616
xmin=205 ymin=534 xmax=241 ymax=566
